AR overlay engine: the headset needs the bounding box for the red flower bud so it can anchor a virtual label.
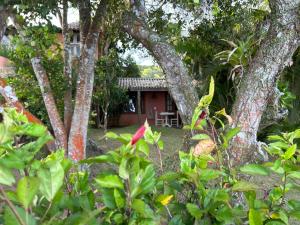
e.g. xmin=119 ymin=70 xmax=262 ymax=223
xmin=200 ymin=111 xmax=206 ymax=119
xmin=195 ymin=111 xmax=207 ymax=127
xmin=131 ymin=121 xmax=149 ymax=145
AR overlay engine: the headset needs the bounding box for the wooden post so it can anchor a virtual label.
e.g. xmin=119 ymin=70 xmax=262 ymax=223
xmin=137 ymin=90 xmax=142 ymax=125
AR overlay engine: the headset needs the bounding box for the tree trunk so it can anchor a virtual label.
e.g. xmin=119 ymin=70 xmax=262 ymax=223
xmin=31 ymin=57 xmax=68 ymax=150
xmin=61 ymin=0 xmax=73 ymax=137
xmin=103 ymin=102 xmax=109 ymax=134
xmin=67 ymin=39 xmax=98 ymax=161
xmin=122 ymin=1 xmax=199 ymax=124
xmin=0 ymin=6 xmax=10 ymax=42
xmin=229 ymin=0 xmax=300 ymax=167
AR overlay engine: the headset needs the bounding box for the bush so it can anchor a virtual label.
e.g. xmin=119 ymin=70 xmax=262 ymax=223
xmin=0 ymin=78 xmax=300 ymax=224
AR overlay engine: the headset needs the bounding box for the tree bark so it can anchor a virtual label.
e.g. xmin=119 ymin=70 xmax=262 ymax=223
xmin=122 ymin=1 xmax=199 ymax=124
xmin=61 ymin=0 xmax=73 ymax=137
xmin=31 ymin=57 xmax=68 ymax=150
xmin=0 ymin=6 xmax=10 ymax=42
xmin=68 ymin=0 xmax=108 ymax=161
xmin=229 ymin=0 xmax=300 ymax=166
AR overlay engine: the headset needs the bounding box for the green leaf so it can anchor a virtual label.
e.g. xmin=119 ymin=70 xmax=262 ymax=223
xmin=4 ymin=206 xmax=36 ymax=225
xmin=287 ymin=171 xmax=300 ymax=179
xmin=132 ymin=199 xmax=154 ymax=219
xmin=136 ymin=139 xmax=149 ymax=156
xmin=157 ymin=139 xmax=164 ymax=150
xmin=17 ymin=177 xmax=39 ymax=209
xmin=224 ymin=127 xmax=241 ymax=141
xmin=232 ymin=181 xmax=259 ymax=192
xmin=95 ymin=174 xmax=124 ymax=189
xmin=37 ymin=163 xmax=64 ymax=201
xmin=0 ymin=164 xmax=15 ymax=186
xmin=105 ymin=131 xmax=119 ymax=139
xmin=191 ymin=134 xmax=210 ymax=140
xmin=283 ymin=144 xmax=296 ymax=160
xmin=19 ymin=123 xmax=47 ymax=137
xmin=186 ymin=203 xmax=203 ymax=219
xmin=114 ymin=188 xmax=125 ymax=209
xmin=240 ymin=164 xmax=270 ymax=176
xmin=249 ymin=208 xmax=263 ymax=225
xmin=101 ymin=188 xmax=116 ymax=209
xmin=199 ymin=169 xmax=221 ymax=181
xmin=119 ymin=158 xmax=129 ymax=179
xmin=81 ymin=151 xmax=120 ymax=164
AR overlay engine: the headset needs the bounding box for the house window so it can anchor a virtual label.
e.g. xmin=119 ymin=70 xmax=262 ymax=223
xmin=123 ymin=92 xmax=144 ymax=113
xmin=70 ymin=33 xmax=80 ymax=57
xmin=166 ymin=93 xmax=173 ymax=112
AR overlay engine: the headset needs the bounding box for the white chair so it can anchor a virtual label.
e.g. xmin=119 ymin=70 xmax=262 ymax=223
xmin=155 ymin=111 xmax=164 ymax=126
xmin=171 ymin=111 xmax=179 ymax=128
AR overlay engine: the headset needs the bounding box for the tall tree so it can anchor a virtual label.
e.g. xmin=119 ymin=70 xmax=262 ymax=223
xmin=229 ymin=0 xmax=300 ymax=166
xmin=122 ymin=0 xmax=199 ymax=124
xmin=7 ymin=0 xmax=108 ymax=161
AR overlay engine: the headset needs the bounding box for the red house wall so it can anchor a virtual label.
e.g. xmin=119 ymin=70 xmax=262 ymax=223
xmin=118 ymin=91 xmax=167 ymax=126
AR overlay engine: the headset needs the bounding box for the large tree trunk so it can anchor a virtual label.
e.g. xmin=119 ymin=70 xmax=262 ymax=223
xmin=68 ymin=40 xmax=98 ymax=161
xmin=229 ymin=0 xmax=300 ymax=166
xmin=122 ymin=1 xmax=199 ymax=124
xmin=31 ymin=57 xmax=68 ymax=150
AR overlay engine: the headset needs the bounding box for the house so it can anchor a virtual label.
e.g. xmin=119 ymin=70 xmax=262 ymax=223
xmin=117 ymin=77 xmax=180 ymax=127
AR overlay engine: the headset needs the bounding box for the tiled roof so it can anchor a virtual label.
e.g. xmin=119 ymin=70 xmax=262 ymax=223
xmin=68 ymin=22 xmax=79 ymax=30
xmin=118 ymin=78 xmax=167 ymax=90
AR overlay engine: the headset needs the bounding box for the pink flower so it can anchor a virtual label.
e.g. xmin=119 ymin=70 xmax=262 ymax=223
xmin=131 ymin=121 xmax=149 ymax=145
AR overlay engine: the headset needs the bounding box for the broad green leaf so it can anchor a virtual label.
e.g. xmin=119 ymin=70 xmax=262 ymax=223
xmin=249 ymin=208 xmax=263 ymax=225
xmin=95 ymin=174 xmax=124 ymax=189
xmin=136 ymin=139 xmax=149 ymax=156
xmin=186 ymin=203 xmax=202 ymax=219
xmin=158 ymin=171 xmax=181 ymax=181
xmin=199 ymin=169 xmax=221 ymax=181
xmin=283 ymin=144 xmax=296 ymax=160
xmin=157 ymin=139 xmax=164 ymax=150
xmin=119 ymin=158 xmax=129 ymax=179
xmin=106 ymin=132 xmax=119 ymax=139
xmin=132 ymin=199 xmax=154 ymax=218
xmin=81 ymin=151 xmax=120 ymax=164
xmin=37 ymin=163 xmax=64 ymax=201
xmin=17 ymin=177 xmax=39 ymax=209
xmin=4 ymin=206 xmax=36 ymax=225
xmin=224 ymin=127 xmax=241 ymax=141
xmin=0 ymin=164 xmax=15 ymax=186
xmin=114 ymin=188 xmax=125 ymax=209
xmin=287 ymin=171 xmax=300 ymax=179
xmin=20 ymin=123 xmax=47 ymax=137
xmin=191 ymin=133 xmax=210 ymax=140
xmin=130 ymin=164 xmax=155 ymax=198
xmin=232 ymin=181 xmax=258 ymax=192
xmin=240 ymin=164 xmax=270 ymax=176
xmin=101 ymin=188 xmax=116 ymax=209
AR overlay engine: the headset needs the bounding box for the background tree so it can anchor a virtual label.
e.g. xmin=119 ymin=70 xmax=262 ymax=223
xmin=228 ymin=0 xmax=300 ymax=166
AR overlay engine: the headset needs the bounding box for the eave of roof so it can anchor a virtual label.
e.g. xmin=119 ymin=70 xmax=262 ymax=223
xmin=118 ymin=77 xmax=167 ymax=90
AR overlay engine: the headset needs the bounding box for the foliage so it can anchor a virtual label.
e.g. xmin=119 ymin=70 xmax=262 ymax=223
xmin=92 ymin=51 xmax=140 ymax=127
xmin=4 ymin=26 xmax=65 ymax=125
xmin=1 ymin=80 xmax=300 ymax=224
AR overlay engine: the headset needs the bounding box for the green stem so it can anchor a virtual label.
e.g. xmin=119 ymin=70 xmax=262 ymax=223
xmin=0 ymin=186 xmax=26 ymax=225
xmin=41 ymin=201 xmax=52 ymax=221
